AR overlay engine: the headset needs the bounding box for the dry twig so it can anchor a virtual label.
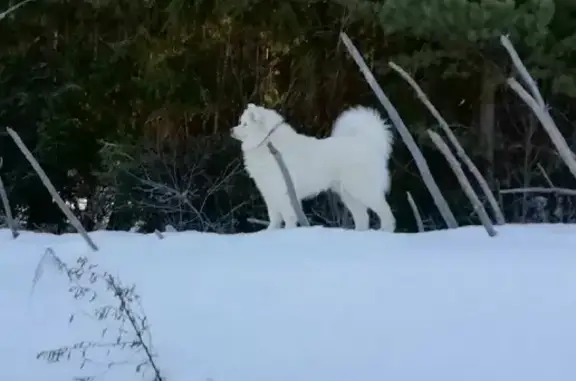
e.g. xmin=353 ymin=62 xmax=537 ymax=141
xmin=537 ymin=163 xmax=554 ymax=187
xmin=247 ymin=217 xmax=268 ymax=226
xmin=406 ymin=191 xmax=424 ymax=232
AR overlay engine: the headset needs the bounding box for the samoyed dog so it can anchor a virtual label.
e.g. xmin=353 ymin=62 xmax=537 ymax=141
xmin=231 ymin=103 xmax=395 ymax=232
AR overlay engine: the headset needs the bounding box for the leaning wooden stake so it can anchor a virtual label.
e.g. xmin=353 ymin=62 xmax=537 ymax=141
xmin=0 ymin=0 xmax=35 ymax=21
xmin=389 ymin=62 xmax=506 ymax=225
xmin=340 ymin=32 xmax=458 ymax=229
xmin=267 ymin=143 xmax=310 ymax=227
xmin=247 ymin=217 xmax=269 ymax=226
xmin=6 ymin=127 xmax=98 ymax=251
xmin=500 ymin=35 xmax=576 ymax=181
xmin=428 ymin=130 xmax=497 ymax=237
xmin=0 ymin=158 xmax=19 ymax=238
xmin=500 ymin=35 xmax=545 ymax=107
xmin=500 ymin=187 xmax=576 ymax=197
xmin=406 ymin=191 xmax=424 ymax=232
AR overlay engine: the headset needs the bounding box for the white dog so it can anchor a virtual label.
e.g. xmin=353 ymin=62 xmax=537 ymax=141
xmin=231 ymin=103 xmax=395 ymax=232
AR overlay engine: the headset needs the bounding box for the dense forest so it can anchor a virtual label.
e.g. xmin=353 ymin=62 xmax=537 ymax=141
xmin=0 ymin=0 xmax=575 ymax=234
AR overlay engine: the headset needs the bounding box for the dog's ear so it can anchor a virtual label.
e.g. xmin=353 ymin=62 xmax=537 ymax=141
xmin=246 ymin=104 xmax=260 ymax=122
xmin=250 ymin=111 xmax=260 ymax=123
xmin=246 ymin=107 xmax=261 ymax=123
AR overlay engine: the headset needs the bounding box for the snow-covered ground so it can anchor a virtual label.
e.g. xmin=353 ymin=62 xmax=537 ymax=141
xmin=1 ymin=224 xmax=576 ymax=381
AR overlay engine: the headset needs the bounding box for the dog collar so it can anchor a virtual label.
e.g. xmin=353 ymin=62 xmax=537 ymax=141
xmin=254 ymin=120 xmax=284 ymax=149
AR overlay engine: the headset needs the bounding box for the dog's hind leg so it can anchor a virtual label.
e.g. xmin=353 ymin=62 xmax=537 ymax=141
xmin=371 ymin=198 xmax=396 ymax=232
xmin=338 ymin=189 xmax=369 ymax=231
xmin=353 ymin=188 xmax=395 ymax=232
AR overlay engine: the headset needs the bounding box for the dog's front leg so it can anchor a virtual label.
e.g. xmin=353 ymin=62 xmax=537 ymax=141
xmin=264 ymin=201 xmax=283 ymax=230
xmin=279 ymin=201 xmax=299 ymax=229
xmin=282 ymin=214 xmax=298 ymax=229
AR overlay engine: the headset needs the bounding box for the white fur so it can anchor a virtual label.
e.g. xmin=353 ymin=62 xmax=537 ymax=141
xmin=231 ymin=103 xmax=396 ymax=231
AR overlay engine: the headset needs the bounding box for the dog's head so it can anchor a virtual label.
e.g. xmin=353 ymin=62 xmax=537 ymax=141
xmin=231 ymin=103 xmax=284 ymax=148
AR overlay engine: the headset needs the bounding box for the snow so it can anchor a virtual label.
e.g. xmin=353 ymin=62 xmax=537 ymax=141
xmin=1 ymin=224 xmax=576 ymax=381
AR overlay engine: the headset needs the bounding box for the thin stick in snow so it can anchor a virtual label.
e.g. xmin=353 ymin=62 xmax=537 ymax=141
xmin=339 ymin=32 xmax=458 ymax=229
xmin=428 ymin=130 xmax=497 ymax=237
xmin=247 ymin=217 xmax=269 ymax=226
xmin=0 ymin=158 xmax=19 ymax=238
xmin=406 ymin=191 xmax=424 ymax=232
xmin=537 ymin=163 xmax=555 ymax=187
xmin=6 ymin=127 xmax=98 ymax=251
xmin=389 ymin=61 xmax=506 ymax=226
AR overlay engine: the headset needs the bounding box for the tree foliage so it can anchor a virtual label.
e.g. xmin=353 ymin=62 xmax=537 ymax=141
xmin=1 ymin=0 xmax=576 ymax=232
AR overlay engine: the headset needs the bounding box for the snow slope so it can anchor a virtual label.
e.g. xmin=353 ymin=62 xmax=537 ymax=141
xmin=1 ymin=225 xmax=576 ymax=381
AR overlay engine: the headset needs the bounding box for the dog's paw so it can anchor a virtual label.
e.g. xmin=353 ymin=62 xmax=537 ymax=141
xmin=380 ymin=219 xmax=396 ymax=233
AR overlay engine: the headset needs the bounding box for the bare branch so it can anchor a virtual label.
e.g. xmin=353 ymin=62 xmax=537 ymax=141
xmin=105 ymin=275 xmax=164 ymax=381
xmin=537 ymin=163 xmax=554 ymax=187
xmin=389 ymin=61 xmax=505 ymax=225
xmin=428 ymin=130 xmax=497 ymax=237
xmin=500 ymin=187 xmax=576 ymax=197
xmin=6 ymin=127 xmax=98 ymax=251
xmin=117 ymin=138 xmax=246 ymax=233
xmin=406 ymin=191 xmax=424 ymax=232
xmin=339 ymin=32 xmax=457 ymax=229
xmin=129 ymin=171 xmax=208 ymax=230
xmin=266 ymin=142 xmax=310 ymax=227
xmin=36 ymin=250 xmax=164 ymax=380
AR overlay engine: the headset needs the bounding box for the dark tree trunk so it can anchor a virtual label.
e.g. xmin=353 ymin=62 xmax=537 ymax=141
xmin=479 ymin=63 xmax=497 ymax=187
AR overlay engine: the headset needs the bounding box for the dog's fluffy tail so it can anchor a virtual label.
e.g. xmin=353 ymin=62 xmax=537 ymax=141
xmin=331 ymin=105 xmax=393 ymax=160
